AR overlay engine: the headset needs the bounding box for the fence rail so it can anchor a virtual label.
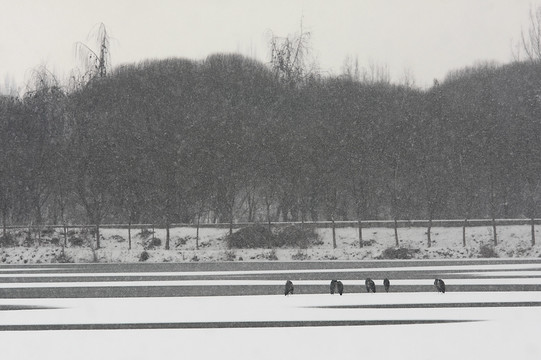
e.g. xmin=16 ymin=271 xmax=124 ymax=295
xmin=3 ymin=218 xmax=541 ymax=230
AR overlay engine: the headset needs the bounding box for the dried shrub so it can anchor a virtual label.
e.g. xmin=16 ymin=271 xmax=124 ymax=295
xmin=41 ymin=228 xmax=56 ymax=236
xmin=291 ymin=249 xmax=309 ymax=260
xmin=137 ymin=228 xmax=154 ymax=239
xmin=80 ymin=227 xmax=93 ymax=236
xmin=69 ymin=236 xmax=84 ymax=247
xmin=175 ymin=236 xmax=194 ymax=248
xmin=378 ymin=247 xmax=420 ymax=260
xmin=143 ymin=237 xmax=161 ymax=250
xmin=223 ymin=250 xmax=237 ymax=261
xmin=274 ymin=226 xmax=319 ymax=248
xmin=111 ymin=235 xmax=125 ymax=242
xmin=265 ymin=249 xmax=278 ymax=260
xmin=53 ymin=250 xmax=73 ymax=263
xmin=360 ymin=239 xmax=377 ymax=247
xmin=23 ymin=236 xmax=34 ymax=247
xmin=0 ymin=233 xmax=16 ymax=247
xmin=139 ymin=251 xmax=150 ymax=262
xmin=479 ymin=244 xmax=499 ymax=258
xmin=226 ymin=225 xmax=274 ymax=248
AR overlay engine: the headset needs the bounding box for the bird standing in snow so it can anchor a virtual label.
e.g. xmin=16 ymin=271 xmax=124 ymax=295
xmin=365 ymin=278 xmax=376 ymax=293
xmin=285 ymin=280 xmax=294 ymax=296
xmin=383 ymin=278 xmax=390 ymax=292
xmin=336 ymin=280 xmax=344 ymax=295
xmin=434 ymin=278 xmax=446 ymax=293
xmin=330 ymin=280 xmax=344 ymax=295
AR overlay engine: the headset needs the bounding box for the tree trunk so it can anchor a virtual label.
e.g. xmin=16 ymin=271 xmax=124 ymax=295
xmin=490 ymin=176 xmax=497 ymax=246
xmin=427 ymin=217 xmax=432 ymax=248
xmin=266 ymin=201 xmax=272 ymax=236
xmin=392 ymin=159 xmax=400 ymax=247
xmin=247 ymin=192 xmax=256 ymax=223
xmin=196 ymin=214 xmax=200 ymax=250
xmin=492 ymin=217 xmax=498 ymax=246
xmin=128 ymin=221 xmax=132 ymax=250
xmin=358 ymin=219 xmax=363 ymax=248
xmin=96 ymin=223 xmax=100 ymax=249
xmin=165 ymin=223 xmax=170 ymax=250
xmin=331 ymin=215 xmax=336 ymax=249
xmin=229 ymin=200 xmax=234 ymax=237
xmin=462 ymin=218 xmax=467 ymax=247
xmin=531 ymin=217 xmax=536 ymax=246
xmin=34 ymin=195 xmax=43 ymax=244
xmin=2 ymin=209 xmax=6 ymax=240
xmin=394 ymin=218 xmax=399 ymax=247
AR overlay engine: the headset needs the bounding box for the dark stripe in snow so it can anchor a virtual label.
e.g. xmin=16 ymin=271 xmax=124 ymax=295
xmin=310 ymin=301 xmax=541 ymax=309
xmin=0 ymin=304 xmax=62 ymax=311
xmin=0 ymin=319 xmax=479 ymax=331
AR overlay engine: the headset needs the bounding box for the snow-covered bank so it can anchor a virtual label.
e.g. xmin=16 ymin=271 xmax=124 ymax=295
xmin=1 ymin=225 xmax=540 ymax=264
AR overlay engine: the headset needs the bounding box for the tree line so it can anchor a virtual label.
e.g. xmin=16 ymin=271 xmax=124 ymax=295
xmin=1 ymin=52 xmax=541 ymax=247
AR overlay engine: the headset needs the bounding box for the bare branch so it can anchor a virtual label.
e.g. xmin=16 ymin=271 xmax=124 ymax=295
xmin=517 ymin=5 xmax=541 ymax=63
xmin=74 ymin=23 xmax=112 ymax=84
xmin=268 ymin=19 xmax=315 ymax=86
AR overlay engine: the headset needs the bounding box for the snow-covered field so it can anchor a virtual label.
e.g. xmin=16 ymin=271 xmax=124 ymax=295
xmin=0 ymin=261 xmax=540 ymax=360
xmin=0 ymin=293 xmax=540 ymax=359
xmin=1 ymin=224 xmax=540 ymax=263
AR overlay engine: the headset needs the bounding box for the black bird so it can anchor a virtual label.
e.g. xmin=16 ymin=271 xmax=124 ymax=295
xmin=285 ymin=280 xmax=294 ymax=296
xmin=365 ymin=278 xmax=376 ymax=293
xmin=434 ymin=278 xmax=446 ymax=293
xmin=330 ymin=280 xmax=338 ymax=295
xmin=383 ymin=278 xmax=390 ymax=292
xmin=336 ymin=280 xmax=344 ymax=295
xmin=330 ymin=280 xmax=344 ymax=295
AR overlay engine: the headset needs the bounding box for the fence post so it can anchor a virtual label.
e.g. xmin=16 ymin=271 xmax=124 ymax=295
xmin=165 ymin=223 xmax=170 ymax=250
xmin=531 ymin=217 xmax=536 ymax=246
xmin=358 ymin=219 xmax=363 ymax=248
xmin=462 ymin=218 xmax=468 ymax=247
xmin=492 ymin=217 xmax=497 ymax=246
xmin=394 ymin=219 xmax=399 ymax=247
xmin=128 ymin=221 xmax=132 ymax=250
xmin=196 ymin=215 xmax=200 ymax=250
xmin=331 ymin=216 xmax=337 ymax=249
xmin=96 ymin=224 xmax=100 ymax=249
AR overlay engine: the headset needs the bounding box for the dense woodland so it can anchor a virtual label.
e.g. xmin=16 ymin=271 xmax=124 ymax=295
xmin=2 ymin=50 xmax=541 ymax=245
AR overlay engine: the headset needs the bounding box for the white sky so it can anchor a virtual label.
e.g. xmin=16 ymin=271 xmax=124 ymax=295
xmin=1 ymin=0 xmax=541 ymax=93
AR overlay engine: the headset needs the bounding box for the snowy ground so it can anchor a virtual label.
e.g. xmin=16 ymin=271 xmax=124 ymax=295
xmin=1 ymin=224 xmax=540 ymax=263
xmin=0 ymin=293 xmax=540 ymax=360
xmin=0 ymin=260 xmax=540 ymax=359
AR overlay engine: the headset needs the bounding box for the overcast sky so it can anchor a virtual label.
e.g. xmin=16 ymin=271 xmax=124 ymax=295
xmin=2 ymin=0 xmax=541 ymax=93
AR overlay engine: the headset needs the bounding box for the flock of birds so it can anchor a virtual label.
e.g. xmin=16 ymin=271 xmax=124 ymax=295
xmin=284 ymin=278 xmax=446 ymax=295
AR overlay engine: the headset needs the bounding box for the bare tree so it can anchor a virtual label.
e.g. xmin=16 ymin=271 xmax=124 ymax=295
xmin=341 ymin=55 xmax=360 ymax=81
xmin=361 ymin=60 xmax=391 ymax=84
xmin=23 ymin=67 xmax=67 ymax=242
xmin=514 ymin=6 xmax=541 ymax=62
xmin=268 ymin=20 xmax=316 ymax=86
xmin=400 ymin=67 xmax=416 ymax=88
xmin=74 ymin=23 xmax=112 ymax=84
xmin=70 ymin=23 xmax=114 ymax=248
